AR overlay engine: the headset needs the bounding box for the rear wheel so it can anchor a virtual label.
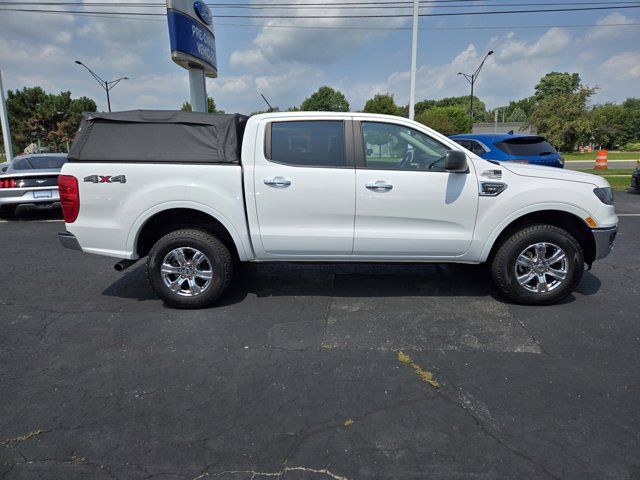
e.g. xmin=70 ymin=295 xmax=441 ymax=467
xmin=0 ymin=205 xmax=17 ymax=219
xmin=490 ymin=224 xmax=584 ymax=305
xmin=147 ymin=229 xmax=233 ymax=309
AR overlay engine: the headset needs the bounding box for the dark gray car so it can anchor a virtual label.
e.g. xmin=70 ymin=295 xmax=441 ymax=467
xmin=0 ymin=153 xmax=67 ymax=218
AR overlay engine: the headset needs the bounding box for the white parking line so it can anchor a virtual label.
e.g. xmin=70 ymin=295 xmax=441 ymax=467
xmin=618 ymin=214 xmax=640 ymax=217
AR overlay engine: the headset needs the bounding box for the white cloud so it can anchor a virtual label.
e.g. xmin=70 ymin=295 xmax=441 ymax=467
xmin=601 ymin=51 xmax=640 ymax=80
xmin=496 ymin=28 xmax=571 ymax=62
xmin=228 ymin=1 xmax=409 ymax=71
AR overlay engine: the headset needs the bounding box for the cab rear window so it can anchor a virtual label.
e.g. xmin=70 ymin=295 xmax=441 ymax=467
xmin=494 ymin=137 xmax=558 ymax=156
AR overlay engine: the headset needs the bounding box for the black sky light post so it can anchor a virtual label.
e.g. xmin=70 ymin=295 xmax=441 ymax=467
xmin=74 ymin=60 xmax=129 ymax=112
xmin=458 ymin=50 xmax=494 ymax=123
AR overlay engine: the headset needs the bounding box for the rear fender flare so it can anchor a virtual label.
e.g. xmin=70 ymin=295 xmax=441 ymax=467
xmin=126 ymin=201 xmax=251 ymax=261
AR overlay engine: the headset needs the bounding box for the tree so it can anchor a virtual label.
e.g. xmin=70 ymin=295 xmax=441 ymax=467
xmin=507 ymin=107 xmax=527 ymax=123
xmin=622 ymin=97 xmax=640 ymax=110
xmin=1 ymin=87 xmax=97 ymax=153
xmin=534 ymin=72 xmax=581 ymax=100
xmin=363 ymin=93 xmax=400 ymax=116
xmin=414 ymin=99 xmax=437 ymax=117
xmin=416 ymin=106 xmax=471 ymax=136
xmin=299 ymin=86 xmax=349 ymax=112
xmin=250 ymin=107 xmax=280 ymax=116
xmin=494 ymin=97 xmax=535 ymax=123
xmin=528 ymin=72 xmax=596 ymax=151
xmin=181 ymin=96 xmax=224 ymax=113
xmin=590 ymin=103 xmax=625 ymax=149
xmin=411 ymin=95 xmax=489 ymax=121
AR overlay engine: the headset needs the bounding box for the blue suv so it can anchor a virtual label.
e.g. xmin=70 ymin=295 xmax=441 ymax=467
xmin=449 ymin=133 xmax=564 ymax=168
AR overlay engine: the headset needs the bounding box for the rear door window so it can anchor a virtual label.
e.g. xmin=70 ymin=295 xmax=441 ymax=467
xmin=494 ymin=137 xmax=558 ymax=156
xmin=467 ymin=140 xmax=487 ymax=156
xmin=268 ymin=121 xmax=346 ymax=167
xmin=452 ymin=139 xmax=471 ymax=150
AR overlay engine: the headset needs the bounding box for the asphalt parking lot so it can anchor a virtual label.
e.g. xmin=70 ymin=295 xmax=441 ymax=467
xmin=1 ymin=194 xmax=639 ymax=480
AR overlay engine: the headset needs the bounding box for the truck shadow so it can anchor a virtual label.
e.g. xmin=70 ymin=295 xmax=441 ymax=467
xmin=102 ymin=261 xmax=601 ymax=307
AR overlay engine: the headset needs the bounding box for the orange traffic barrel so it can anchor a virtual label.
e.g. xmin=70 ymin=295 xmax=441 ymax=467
xmin=595 ymin=150 xmax=608 ymax=170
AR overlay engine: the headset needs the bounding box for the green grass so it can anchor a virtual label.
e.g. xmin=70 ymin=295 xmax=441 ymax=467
xmin=575 ymin=168 xmax=634 ymax=191
xmin=602 ymin=176 xmax=633 ymax=191
xmin=564 ymin=151 xmax=640 ymax=161
xmin=576 ymin=168 xmax=635 ymax=176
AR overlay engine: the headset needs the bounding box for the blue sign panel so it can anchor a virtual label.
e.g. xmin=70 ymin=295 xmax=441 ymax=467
xmin=167 ymin=9 xmax=217 ymax=76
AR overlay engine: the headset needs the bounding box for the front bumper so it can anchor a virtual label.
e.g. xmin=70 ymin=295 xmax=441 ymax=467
xmin=592 ymin=226 xmax=617 ymax=260
xmin=58 ymin=231 xmax=82 ymax=251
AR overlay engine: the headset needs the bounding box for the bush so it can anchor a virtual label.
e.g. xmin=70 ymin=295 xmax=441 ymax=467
xmin=416 ymin=106 xmax=471 ymax=136
xmin=621 ymin=142 xmax=640 ymax=151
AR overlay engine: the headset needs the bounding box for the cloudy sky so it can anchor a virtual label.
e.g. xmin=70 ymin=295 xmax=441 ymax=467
xmin=0 ymin=1 xmax=638 ymax=113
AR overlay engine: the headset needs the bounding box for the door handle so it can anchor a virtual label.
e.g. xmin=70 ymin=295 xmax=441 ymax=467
xmin=365 ymin=180 xmax=393 ymax=192
xmin=264 ymin=176 xmax=292 ymax=188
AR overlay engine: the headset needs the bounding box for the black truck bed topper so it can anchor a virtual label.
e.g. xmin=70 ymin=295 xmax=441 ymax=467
xmin=68 ymin=110 xmax=248 ymax=164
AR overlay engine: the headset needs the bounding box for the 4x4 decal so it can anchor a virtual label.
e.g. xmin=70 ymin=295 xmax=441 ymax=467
xmin=84 ymin=175 xmax=126 ymax=184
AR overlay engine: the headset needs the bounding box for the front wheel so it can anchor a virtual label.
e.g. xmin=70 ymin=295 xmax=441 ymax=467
xmin=147 ymin=229 xmax=233 ymax=309
xmin=490 ymin=224 xmax=584 ymax=305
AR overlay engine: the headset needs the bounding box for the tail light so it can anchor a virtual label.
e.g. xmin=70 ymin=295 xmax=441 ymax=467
xmin=58 ymin=175 xmax=80 ymax=223
xmin=0 ymin=178 xmax=16 ymax=188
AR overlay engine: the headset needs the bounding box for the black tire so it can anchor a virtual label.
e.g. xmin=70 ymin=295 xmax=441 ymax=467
xmin=0 ymin=205 xmax=17 ymax=219
xmin=147 ymin=228 xmax=233 ymax=309
xmin=490 ymin=224 xmax=584 ymax=305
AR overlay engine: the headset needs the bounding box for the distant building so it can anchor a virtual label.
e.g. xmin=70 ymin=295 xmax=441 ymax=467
xmin=472 ymin=122 xmax=536 ymax=135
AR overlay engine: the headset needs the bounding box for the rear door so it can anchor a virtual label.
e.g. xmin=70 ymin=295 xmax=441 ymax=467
xmin=252 ymin=118 xmax=356 ymax=256
xmin=353 ymin=120 xmax=478 ymax=258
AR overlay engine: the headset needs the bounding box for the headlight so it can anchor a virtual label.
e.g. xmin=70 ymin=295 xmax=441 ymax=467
xmin=593 ymin=187 xmax=614 ymax=205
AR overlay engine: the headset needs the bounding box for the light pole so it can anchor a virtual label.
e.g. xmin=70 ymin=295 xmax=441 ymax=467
xmin=74 ymin=61 xmax=129 ymax=112
xmin=408 ymin=0 xmax=419 ymax=120
xmin=458 ymin=50 xmax=494 ymax=123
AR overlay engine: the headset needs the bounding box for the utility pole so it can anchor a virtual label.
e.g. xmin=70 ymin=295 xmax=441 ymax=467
xmin=0 ymin=69 xmax=13 ymax=163
xmin=408 ymin=0 xmax=419 ymax=120
xmin=75 ymin=61 xmax=129 ymax=112
xmin=458 ymin=50 xmax=494 ymax=124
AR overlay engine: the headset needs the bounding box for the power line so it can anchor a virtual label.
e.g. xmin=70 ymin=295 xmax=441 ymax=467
xmin=1 ymin=0 xmax=639 ymax=6
xmin=217 ymin=20 xmax=640 ymax=29
xmin=0 ymin=7 xmax=637 ymax=30
xmin=0 ymin=4 xmax=639 ymax=17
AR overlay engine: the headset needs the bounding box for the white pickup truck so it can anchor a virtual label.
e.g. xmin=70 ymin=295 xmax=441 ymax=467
xmin=58 ymin=110 xmax=618 ymax=308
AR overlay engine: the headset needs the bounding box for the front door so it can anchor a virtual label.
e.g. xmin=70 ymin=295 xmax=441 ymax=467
xmin=353 ymin=120 xmax=478 ymax=257
xmin=253 ymin=119 xmax=355 ymax=256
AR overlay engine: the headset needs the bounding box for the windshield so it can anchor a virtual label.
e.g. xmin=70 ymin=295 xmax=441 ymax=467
xmin=494 ymin=137 xmax=558 ymax=157
xmin=12 ymin=156 xmax=67 ymax=170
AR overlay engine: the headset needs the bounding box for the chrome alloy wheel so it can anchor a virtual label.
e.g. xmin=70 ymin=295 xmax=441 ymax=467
xmin=515 ymin=242 xmax=569 ymax=293
xmin=161 ymin=247 xmax=213 ymax=297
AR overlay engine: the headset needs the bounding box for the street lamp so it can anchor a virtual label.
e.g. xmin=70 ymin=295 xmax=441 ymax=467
xmin=74 ymin=60 xmax=129 ymax=112
xmin=457 ymin=50 xmax=494 ymax=123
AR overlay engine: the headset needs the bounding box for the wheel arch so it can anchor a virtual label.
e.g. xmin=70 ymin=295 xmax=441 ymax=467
xmin=132 ymin=205 xmax=249 ymax=262
xmin=483 ymin=208 xmax=596 ymax=267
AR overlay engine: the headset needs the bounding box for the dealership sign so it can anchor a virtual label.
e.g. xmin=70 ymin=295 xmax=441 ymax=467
xmin=166 ymin=0 xmax=217 ymax=77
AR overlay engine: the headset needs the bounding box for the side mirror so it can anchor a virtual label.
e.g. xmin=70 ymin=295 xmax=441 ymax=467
xmin=445 ymin=150 xmax=468 ymax=173
xmin=1 ymin=166 xmax=7 ymax=172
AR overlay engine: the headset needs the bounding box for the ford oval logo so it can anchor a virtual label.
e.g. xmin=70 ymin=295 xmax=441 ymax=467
xmin=193 ymin=1 xmax=212 ymax=26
